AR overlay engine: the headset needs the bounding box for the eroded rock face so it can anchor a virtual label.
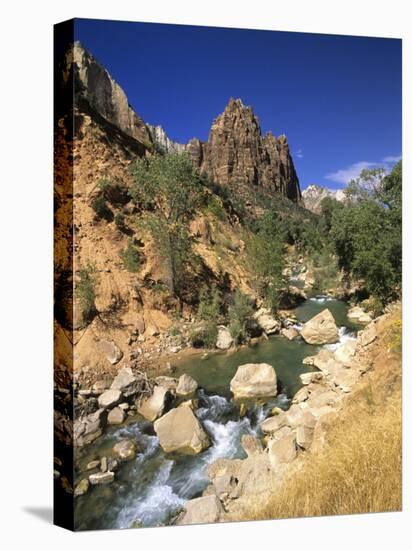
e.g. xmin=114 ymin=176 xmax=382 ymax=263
xmin=300 ymin=309 xmax=339 ymax=345
xmin=154 ymin=406 xmax=210 ymax=455
xmin=69 ymin=42 xmax=151 ymax=144
xmin=230 ymin=363 xmax=277 ymax=399
xmin=188 ymin=98 xmax=301 ymax=202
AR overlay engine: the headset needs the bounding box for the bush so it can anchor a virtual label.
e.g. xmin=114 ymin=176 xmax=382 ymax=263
xmin=121 ymin=240 xmax=141 ymax=272
xmin=91 ymin=195 xmax=113 ymax=221
xmin=75 ymin=264 xmax=98 ymax=325
xmin=114 ymin=213 xmax=127 ymax=232
xmin=228 ymin=290 xmax=254 ymax=345
xmin=197 ymin=285 xmax=221 ymax=322
xmin=189 ymin=322 xmax=218 ymax=349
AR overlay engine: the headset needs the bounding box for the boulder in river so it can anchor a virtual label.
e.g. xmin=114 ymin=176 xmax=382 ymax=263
xmin=176 ymin=373 xmax=198 ymax=397
xmin=107 ymin=406 xmax=126 ymax=425
xmin=253 ymin=308 xmax=281 ymax=335
xmin=137 ymin=385 xmax=169 ymax=421
xmin=230 ymin=363 xmax=277 ymax=399
xmin=178 ymin=494 xmax=224 ymax=525
xmin=88 ymin=471 xmax=115 ymax=485
xmin=113 ymin=439 xmax=137 ymax=461
xmin=300 ymin=309 xmax=339 ymax=345
xmin=154 ymin=406 xmax=210 ymax=455
xmin=216 ymin=326 xmax=234 ymax=350
xmin=347 ymin=305 xmax=372 ymax=323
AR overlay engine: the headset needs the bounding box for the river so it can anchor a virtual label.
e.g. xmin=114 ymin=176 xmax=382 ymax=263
xmin=74 ymin=297 xmax=358 ymax=530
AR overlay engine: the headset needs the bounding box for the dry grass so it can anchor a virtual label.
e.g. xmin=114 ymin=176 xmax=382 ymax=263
xmin=234 ymin=312 xmax=402 ymax=521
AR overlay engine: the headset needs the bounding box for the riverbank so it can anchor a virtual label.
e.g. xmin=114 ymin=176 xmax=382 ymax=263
xmin=217 ymin=302 xmax=402 ymax=523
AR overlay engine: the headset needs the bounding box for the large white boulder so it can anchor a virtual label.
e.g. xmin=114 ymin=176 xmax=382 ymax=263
xmin=230 ymin=363 xmax=277 ymax=399
xmin=154 ymin=406 xmax=210 ymax=455
xmin=176 ymin=374 xmax=198 ymax=397
xmin=216 ymin=326 xmax=234 ymax=350
xmin=137 ymin=385 xmax=169 ymax=421
xmin=300 ymin=309 xmax=339 ymax=345
xmin=178 ymin=495 xmax=224 ymax=525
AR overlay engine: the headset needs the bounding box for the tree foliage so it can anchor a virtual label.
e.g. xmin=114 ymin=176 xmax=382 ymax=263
xmin=129 ymin=153 xmax=203 ymax=299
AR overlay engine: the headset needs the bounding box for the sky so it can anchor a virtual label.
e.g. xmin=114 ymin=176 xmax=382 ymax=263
xmin=74 ymin=19 xmax=402 ymax=190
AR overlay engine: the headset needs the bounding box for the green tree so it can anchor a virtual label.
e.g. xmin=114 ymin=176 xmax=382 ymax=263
xmin=248 ymin=210 xmax=285 ymax=310
xmin=129 ymin=153 xmax=203 ymax=299
xmin=121 ymin=239 xmax=141 ymax=272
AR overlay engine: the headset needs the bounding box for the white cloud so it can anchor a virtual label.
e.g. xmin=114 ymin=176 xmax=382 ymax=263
xmin=295 ymin=149 xmax=303 ymax=159
xmin=325 ymin=161 xmax=376 ymax=185
xmin=325 ymin=154 xmax=401 ymax=185
xmin=382 ymin=155 xmax=402 ymax=163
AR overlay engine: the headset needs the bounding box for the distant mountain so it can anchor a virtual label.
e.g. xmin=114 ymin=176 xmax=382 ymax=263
xmin=302 ymin=184 xmax=346 ymax=214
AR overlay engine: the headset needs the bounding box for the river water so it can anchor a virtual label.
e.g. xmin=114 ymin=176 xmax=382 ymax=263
xmin=74 ymin=297 xmax=358 ymax=530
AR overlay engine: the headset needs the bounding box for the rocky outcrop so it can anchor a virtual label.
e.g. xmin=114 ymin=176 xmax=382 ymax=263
xmin=302 ymin=184 xmax=346 ymax=214
xmin=188 ymin=98 xmax=301 ymax=202
xmin=68 ymin=42 xmax=151 ymax=145
xmin=154 ymin=406 xmax=210 ymax=455
xmin=230 ymin=363 xmax=277 ymax=399
xmin=300 ymin=309 xmax=339 ymax=345
xmin=347 ymin=306 xmax=373 ymax=324
xmin=147 ymin=124 xmax=185 ymax=154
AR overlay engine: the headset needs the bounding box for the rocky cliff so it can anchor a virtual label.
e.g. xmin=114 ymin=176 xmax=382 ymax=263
xmin=302 ymin=184 xmax=346 ymax=214
xmin=147 ymin=124 xmax=186 ymax=154
xmin=187 ymin=98 xmax=301 ymax=202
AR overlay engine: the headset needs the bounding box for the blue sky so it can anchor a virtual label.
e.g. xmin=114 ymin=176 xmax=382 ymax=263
xmin=74 ymin=19 xmax=402 ymax=190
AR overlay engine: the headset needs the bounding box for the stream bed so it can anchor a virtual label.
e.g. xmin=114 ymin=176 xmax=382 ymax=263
xmin=74 ymin=297 xmax=358 ymax=530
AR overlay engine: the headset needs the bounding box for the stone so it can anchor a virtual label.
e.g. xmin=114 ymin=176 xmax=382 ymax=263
xmin=285 ymin=404 xmax=305 ymax=428
xmin=241 ymin=434 xmax=263 ymax=457
xmin=253 ymin=308 xmax=281 ymax=335
xmin=154 ymin=406 xmax=210 ymax=455
xmin=110 ymin=367 xmax=138 ymax=397
xmin=100 ymin=456 xmax=108 ymax=473
xmin=98 ymin=389 xmax=122 ymax=409
xmin=88 ymin=471 xmax=114 ymax=485
xmin=74 ymin=478 xmax=89 ymax=497
xmin=179 ymin=495 xmax=224 ymax=525
xmin=107 ymin=406 xmax=126 ymax=425
xmin=92 ymin=380 xmax=110 ymax=394
xmin=268 ymin=434 xmax=297 ymax=468
xmin=296 ymin=425 xmax=314 ymax=450
xmin=358 ymin=322 xmax=377 ymax=347
xmin=176 ymin=374 xmax=198 ymax=397
xmin=292 ymin=386 xmax=309 ymax=404
xmin=230 ymin=363 xmax=277 ymax=399
xmin=347 ymin=306 xmax=372 ymax=324
xmin=137 ymin=386 xmax=169 ymax=422
xmin=260 ymin=413 xmax=286 ymax=434
xmin=300 ymin=371 xmax=324 ymax=385
xmin=113 ymin=439 xmax=137 ymax=461
xmin=216 ymin=326 xmax=234 ymax=350
xmin=97 ymin=339 xmax=123 ymax=365
xmin=281 ymin=327 xmax=300 ymax=341
xmin=154 ymin=376 xmax=179 ymax=393
xmin=74 ymin=408 xmax=105 ymax=447
xmin=334 ymin=340 xmax=357 ymax=365
xmin=86 ymin=460 xmax=100 ymax=471
xmin=300 ymin=309 xmax=339 ymax=345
